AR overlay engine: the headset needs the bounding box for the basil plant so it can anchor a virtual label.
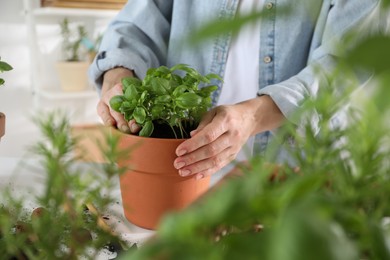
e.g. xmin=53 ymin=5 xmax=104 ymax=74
xmin=110 ymin=64 xmax=221 ymax=138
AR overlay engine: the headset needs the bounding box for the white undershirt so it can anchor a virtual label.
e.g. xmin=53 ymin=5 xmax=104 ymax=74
xmin=217 ymin=0 xmax=262 ymax=161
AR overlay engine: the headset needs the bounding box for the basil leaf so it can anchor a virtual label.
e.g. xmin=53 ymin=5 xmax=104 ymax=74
xmin=139 ymin=120 xmax=154 ymax=137
xmin=122 ymin=77 xmax=141 ymax=90
xmin=133 ymin=107 xmax=146 ymax=124
xmin=172 ymin=85 xmax=188 ymax=97
xmin=151 ymin=105 xmax=165 ymax=119
xmin=148 ymin=78 xmax=168 ymax=95
xmin=124 ymin=84 xmax=139 ymax=100
xmin=155 ymin=95 xmax=171 ymax=104
xmin=109 ymin=95 xmax=125 ymax=112
xmin=176 ymin=93 xmax=202 ymax=109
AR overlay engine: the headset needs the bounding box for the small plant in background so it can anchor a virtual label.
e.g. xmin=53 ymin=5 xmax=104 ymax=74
xmin=59 ymin=18 xmax=88 ymax=62
xmin=81 ymin=33 xmax=103 ymax=62
xmin=109 ymin=64 xmax=221 ymax=138
xmin=0 ymin=57 xmax=13 ymax=86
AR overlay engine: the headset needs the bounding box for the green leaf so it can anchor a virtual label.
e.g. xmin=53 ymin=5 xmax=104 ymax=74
xmin=124 ymin=84 xmax=139 ymax=100
xmin=206 ymin=73 xmax=223 ymax=82
xmin=133 ymin=107 xmax=146 ymax=124
xmin=169 ymin=114 xmax=179 ymax=126
xmin=139 ymin=120 xmax=154 ymax=137
xmin=172 ymin=85 xmax=189 ymax=97
xmin=0 ymin=78 xmax=4 ymax=86
xmin=122 ymin=77 xmax=141 ymax=89
xmin=176 ymin=93 xmax=202 ymax=109
xmin=151 ymin=105 xmax=165 ymax=119
xmin=0 ymin=61 xmax=13 ymax=72
xmin=109 ymin=95 xmax=125 ymax=112
xmin=170 ymin=63 xmax=191 ymax=73
xmin=139 ymin=91 xmax=148 ymax=104
xmin=146 ymin=68 xmax=157 ymax=76
xmin=346 ymin=35 xmax=390 ymax=74
xmin=199 ymin=85 xmax=218 ymax=97
xmin=156 ymin=65 xmax=171 ymax=76
xmin=155 ymin=95 xmax=171 ymax=104
xmin=148 ymin=78 xmax=168 ymax=95
xmin=120 ymin=101 xmax=136 ymax=116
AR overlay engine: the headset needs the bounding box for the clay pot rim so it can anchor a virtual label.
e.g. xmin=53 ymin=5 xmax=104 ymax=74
xmin=114 ymin=128 xmax=187 ymax=142
xmin=72 ymin=123 xmax=189 ymax=142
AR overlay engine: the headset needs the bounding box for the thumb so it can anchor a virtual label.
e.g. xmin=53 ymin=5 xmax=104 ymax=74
xmin=190 ymin=108 xmax=216 ymax=137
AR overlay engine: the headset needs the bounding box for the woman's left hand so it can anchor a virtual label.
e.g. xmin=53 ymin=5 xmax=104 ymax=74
xmin=173 ymin=95 xmax=285 ymax=180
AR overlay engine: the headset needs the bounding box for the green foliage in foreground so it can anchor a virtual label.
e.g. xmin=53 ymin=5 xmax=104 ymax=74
xmin=0 ymin=112 xmax=129 ymax=259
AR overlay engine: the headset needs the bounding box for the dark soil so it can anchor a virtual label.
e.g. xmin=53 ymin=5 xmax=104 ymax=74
xmin=150 ymin=122 xmax=195 ymax=139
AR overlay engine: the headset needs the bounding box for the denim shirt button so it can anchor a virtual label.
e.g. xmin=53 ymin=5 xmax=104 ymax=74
xmin=265 ymin=2 xmax=274 ymax=9
xmin=263 ymin=56 xmax=272 ymax=63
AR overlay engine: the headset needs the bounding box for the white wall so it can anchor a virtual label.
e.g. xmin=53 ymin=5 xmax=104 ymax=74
xmin=0 ymin=0 xmax=110 ymax=156
xmin=0 ymin=0 xmax=30 ymax=89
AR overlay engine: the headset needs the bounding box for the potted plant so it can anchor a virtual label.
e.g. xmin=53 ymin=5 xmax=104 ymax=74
xmin=0 ymin=57 xmax=13 ymax=141
xmin=109 ymin=64 xmax=222 ymax=229
xmin=56 ymin=18 xmax=90 ymax=92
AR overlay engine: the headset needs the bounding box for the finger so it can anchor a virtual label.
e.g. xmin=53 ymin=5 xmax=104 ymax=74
xmin=176 ymin=112 xmax=227 ymax=156
xmin=96 ymin=101 xmax=115 ymax=126
xmin=178 ymin=149 xmax=236 ymax=178
xmin=101 ymin=84 xmax=131 ymax=133
xmin=128 ymin=119 xmax=141 ymax=134
xmin=174 ymin=133 xmax=231 ymax=169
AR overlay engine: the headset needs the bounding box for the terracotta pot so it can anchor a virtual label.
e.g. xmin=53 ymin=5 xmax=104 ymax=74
xmin=0 ymin=112 xmax=5 ymax=141
xmin=115 ymin=130 xmax=210 ymax=230
xmin=55 ymin=61 xmax=89 ymax=92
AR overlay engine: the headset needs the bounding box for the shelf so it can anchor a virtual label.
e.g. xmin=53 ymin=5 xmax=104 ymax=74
xmin=36 ymin=88 xmax=98 ymax=100
xmin=32 ymin=7 xmax=119 ymax=19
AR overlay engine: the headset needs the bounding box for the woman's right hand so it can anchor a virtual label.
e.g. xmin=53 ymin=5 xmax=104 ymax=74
xmin=96 ymin=67 xmax=141 ymax=134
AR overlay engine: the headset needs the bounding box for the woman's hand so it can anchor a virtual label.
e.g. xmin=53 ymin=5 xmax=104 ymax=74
xmin=96 ymin=67 xmax=141 ymax=133
xmin=173 ymin=95 xmax=285 ymax=180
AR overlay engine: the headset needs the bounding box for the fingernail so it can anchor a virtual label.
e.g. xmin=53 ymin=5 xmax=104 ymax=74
xmin=120 ymin=125 xmax=130 ymax=133
xmin=190 ymin=130 xmax=197 ymax=137
xmin=177 ymin=149 xmax=187 ymax=156
xmin=179 ymin=169 xmax=191 ymax=177
xmin=174 ymin=161 xmax=186 ymax=169
xmin=195 ymin=174 xmax=204 ymax=180
xmin=130 ymin=123 xmax=139 ymax=132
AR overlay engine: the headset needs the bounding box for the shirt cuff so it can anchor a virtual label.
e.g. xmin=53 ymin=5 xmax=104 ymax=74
xmin=88 ymin=48 xmax=149 ymax=91
xmin=258 ymin=84 xmax=320 ymax=134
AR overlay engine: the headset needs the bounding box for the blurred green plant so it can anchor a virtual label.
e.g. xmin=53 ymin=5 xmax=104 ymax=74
xmin=59 ymin=18 xmax=88 ymax=62
xmin=0 ymin=112 xmax=130 ymax=259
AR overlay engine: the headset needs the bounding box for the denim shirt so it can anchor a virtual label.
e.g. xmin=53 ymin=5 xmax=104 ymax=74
xmin=89 ymin=0 xmax=380 ymax=160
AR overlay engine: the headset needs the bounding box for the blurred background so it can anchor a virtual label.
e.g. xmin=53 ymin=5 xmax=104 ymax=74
xmin=0 ymin=0 xmax=124 ymax=156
